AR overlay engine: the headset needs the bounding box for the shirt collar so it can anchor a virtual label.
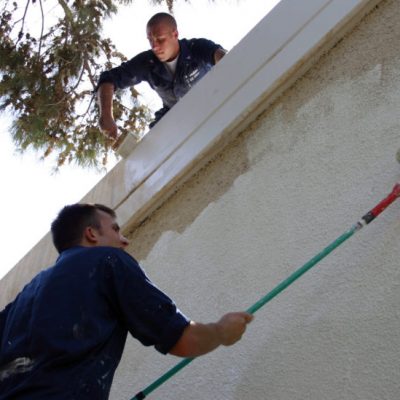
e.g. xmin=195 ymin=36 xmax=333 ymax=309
xmin=56 ymin=245 xmax=85 ymax=262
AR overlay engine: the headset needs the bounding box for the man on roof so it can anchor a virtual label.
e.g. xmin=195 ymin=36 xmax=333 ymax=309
xmin=0 ymin=203 xmax=252 ymax=399
xmin=97 ymin=12 xmax=226 ymax=139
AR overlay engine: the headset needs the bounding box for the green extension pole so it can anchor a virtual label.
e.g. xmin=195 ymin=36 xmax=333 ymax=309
xmin=131 ymin=182 xmax=400 ymax=400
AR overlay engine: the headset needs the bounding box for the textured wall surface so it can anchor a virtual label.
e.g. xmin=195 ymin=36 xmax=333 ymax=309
xmin=0 ymin=0 xmax=378 ymax=309
xmin=111 ymin=1 xmax=400 ymax=399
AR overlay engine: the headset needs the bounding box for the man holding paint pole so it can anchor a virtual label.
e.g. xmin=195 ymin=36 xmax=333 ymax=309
xmin=0 ymin=203 xmax=252 ymax=399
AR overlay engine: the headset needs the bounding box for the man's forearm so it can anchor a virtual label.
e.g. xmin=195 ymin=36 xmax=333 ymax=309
xmin=170 ymin=321 xmax=221 ymax=357
xmin=169 ymin=312 xmax=253 ymax=358
xmin=97 ymin=82 xmax=119 ymax=138
xmin=97 ymin=82 xmax=115 ymax=118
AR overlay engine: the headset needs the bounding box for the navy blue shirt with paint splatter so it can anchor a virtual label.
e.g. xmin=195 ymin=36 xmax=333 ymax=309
xmin=97 ymin=38 xmax=222 ymax=126
xmin=0 ymin=246 xmax=190 ymax=399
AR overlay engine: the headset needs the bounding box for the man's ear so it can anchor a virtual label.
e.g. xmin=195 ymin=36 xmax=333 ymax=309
xmin=83 ymin=226 xmax=99 ymax=244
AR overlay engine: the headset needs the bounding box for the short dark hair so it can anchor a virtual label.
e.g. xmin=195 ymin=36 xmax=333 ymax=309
xmin=147 ymin=12 xmax=177 ymax=30
xmin=51 ymin=203 xmax=116 ymax=253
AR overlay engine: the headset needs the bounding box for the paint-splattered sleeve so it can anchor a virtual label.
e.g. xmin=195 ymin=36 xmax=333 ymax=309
xmin=102 ymin=250 xmax=190 ymax=354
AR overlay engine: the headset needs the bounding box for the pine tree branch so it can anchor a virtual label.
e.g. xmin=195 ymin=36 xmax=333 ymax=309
xmin=83 ymin=58 xmax=97 ymax=89
xmin=76 ymin=92 xmax=96 ymax=122
xmin=1 ymin=1 xmax=10 ymax=14
xmin=2 ymin=0 xmax=157 ymax=169
xmin=38 ymin=0 xmax=44 ymax=56
xmin=57 ymin=0 xmax=73 ymax=21
xmin=15 ymin=0 xmax=30 ymax=46
xmin=67 ymin=61 xmax=86 ymax=94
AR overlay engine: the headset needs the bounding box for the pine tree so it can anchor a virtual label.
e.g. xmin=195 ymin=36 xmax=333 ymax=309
xmin=0 ymin=0 xmax=182 ymax=168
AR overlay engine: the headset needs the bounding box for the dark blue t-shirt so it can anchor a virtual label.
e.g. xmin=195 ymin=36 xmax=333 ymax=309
xmin=0 ymin=246 xmax=190 ymax=399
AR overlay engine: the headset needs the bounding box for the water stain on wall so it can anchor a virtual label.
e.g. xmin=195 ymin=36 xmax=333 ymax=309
xmin=125 ymin=130 xmax=252 ymax=260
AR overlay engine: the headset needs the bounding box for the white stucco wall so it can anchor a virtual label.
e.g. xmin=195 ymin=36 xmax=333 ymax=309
xmin=111 ymin=1 xmax=400 ymax=399
xmin=1 ymin=0 xmax=399 ymax=399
